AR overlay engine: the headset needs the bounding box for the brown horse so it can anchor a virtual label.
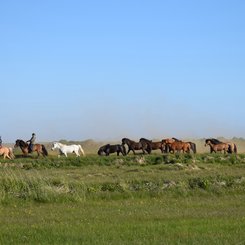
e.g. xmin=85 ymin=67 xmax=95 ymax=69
xmin=139 ymin=138 xmax=164 ymax=153
xmin=205 ymin=139 xmax=237 ymax=154
xmin=162 ymin=140 xmax=191 ymax=153
xmin=205 ymin=140 xmax=229 ymax=154
xmin=161 ymin=138 xmax=176 ymax=153
xmin=15 ymin=139 xmax=48 ymax=157
xmin=0 ymin=147 xmax=15 ymax=159
xmin=172 ymin=138 xmax=197 ymax=154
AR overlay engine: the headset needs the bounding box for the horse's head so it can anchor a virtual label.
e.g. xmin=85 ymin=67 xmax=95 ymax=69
xmin=97 ymin=149 xmax=103 ymax=155
xmin=122 ymin=138 xmax=127 ymax=145
xmin=205 ymin=139 xmax=211 ymax=147
xmin=14 ymin=139 xmax=26 ymax=148
xmin=97 ymin=145 xmax=106 ymax=156
xmin=14 ymin=140 xmax=20 ymax=148
xmin=51 ymin=142 xmax=60 ymax=151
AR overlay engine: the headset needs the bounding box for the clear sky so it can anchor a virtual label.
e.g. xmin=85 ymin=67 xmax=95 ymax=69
xmin=1 ymin=0 xmax=245 ymax=142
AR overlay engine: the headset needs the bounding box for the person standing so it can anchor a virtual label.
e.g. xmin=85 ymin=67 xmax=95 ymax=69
xmin=26 ymin=133 xmax=36 ymax=153
xmin=0 ymin=136 xmax=2 ymax=148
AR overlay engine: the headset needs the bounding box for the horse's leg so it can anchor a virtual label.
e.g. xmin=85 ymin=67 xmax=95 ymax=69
xmin=75 ymin=150 xmax=80 ymax=157
xmin=224 ymin=147 xmax=227 ymax=154
xmin=127 ymin=148 xmax=133 ymax=155
xmin=4 ymin=153 xmax=11 ymax=159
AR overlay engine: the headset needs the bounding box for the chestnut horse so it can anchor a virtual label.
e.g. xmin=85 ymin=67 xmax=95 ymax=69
xmin=139 ymin=138 xmax=164 ymax=153
xmin=162 ymin=139 xmax=191 ymax=153
xmin=15 ymin=139 xmax=48 ymax=157
xmin=161 ymin=138 xmax=176 ymax=153
xmin=122 ymin=138 xmax=150 ymax=155
xmin=0 ymin=147 xmax=15 ymax=159
xmin=204 ymin=140 xmax=229 ymax=154
xmin=162 ymin=138 xmax=197 ymax=153
xmin=172 ymin=138 xmax=197 ymax=154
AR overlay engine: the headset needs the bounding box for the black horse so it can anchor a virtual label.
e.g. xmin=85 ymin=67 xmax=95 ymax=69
xmin=121 ymin=138 xmax=150 ymax=155
xmin=98 ymin=144 xmax=126 ymax=156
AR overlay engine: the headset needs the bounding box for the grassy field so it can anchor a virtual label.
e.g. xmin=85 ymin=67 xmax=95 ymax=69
xmin=0 ymin=152 xmax=245 ymax=244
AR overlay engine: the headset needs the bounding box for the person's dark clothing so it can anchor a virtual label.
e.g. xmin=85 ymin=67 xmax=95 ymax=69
xmin=27 ymin=135 xmax=36 ymax=153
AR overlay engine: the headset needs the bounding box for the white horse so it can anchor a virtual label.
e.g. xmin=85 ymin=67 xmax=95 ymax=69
xmin=51 ymin=142 xmax=85 ymax=157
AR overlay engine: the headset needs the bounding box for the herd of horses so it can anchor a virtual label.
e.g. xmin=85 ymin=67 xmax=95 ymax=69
xmin=0 ymin=137 xmax=238 ymax=159
xmin=97 ymin=137 xmax=237 ymax=156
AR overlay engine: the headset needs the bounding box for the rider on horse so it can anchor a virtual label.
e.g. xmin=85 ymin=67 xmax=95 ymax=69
xmin=26 ymin=133 xmax=36 ymax=153
xmin=0 ymin=136 xmax=2 ymax=148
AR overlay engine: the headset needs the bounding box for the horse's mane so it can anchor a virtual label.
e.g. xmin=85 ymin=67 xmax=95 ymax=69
xmin=140 ymin=138 xmax=152 ymax=142
xmin=205 ymin=138 xmax=223 ymax=144
xmin=122 ymin=138 xmax=135 ymax=143
xmin=16 ymin=139 xmax=28 ymax=147
xmin=17 ymin=139 xmax=25 ymax=143
xmin=172 ymin=137 xmax=182 ymax=142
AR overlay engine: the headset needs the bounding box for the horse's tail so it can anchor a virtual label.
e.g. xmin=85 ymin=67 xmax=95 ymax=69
xmin=79 ymin=145 xmax=85 ymax=156
xmin=190 ymin=142 xmax=197 ymax=154
xmin=234 ymin=144 xmax=237 ymax=154
xmin=42 ymin=145 xmax=48 ymax=156
xmin=227 ymin=144 xmax=232 ymax=154
xmin=9 ymin=147 xmax=15 ymax=159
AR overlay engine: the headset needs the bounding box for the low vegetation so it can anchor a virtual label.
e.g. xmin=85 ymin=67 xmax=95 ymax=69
xmin=0 ymin=153 xmax=245 ymax=244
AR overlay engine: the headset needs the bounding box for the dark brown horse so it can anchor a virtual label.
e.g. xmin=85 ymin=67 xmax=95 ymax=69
xmin=204 ymin=139 xmax=229 ymax=154
xmin=139 ymin=138 xmax=164 ymax=153
xmin=122 ymin=138 xmax=150 ymax=155
xmin=15 ymin=139 xmax=48 ymax=157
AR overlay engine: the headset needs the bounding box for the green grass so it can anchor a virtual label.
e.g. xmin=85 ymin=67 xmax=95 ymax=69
xmin=1 ymin=196 xmax=245 ymax=244
xmin=0 ymin=153 xmax=245 ymax=244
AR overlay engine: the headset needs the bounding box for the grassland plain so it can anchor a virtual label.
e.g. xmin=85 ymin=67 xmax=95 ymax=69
xmin=0 ymin=152 xmax=245 ymax=244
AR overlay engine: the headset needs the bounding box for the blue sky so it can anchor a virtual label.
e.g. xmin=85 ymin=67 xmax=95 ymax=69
xmin=1 ymin=0 xmax=245 ymax=142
